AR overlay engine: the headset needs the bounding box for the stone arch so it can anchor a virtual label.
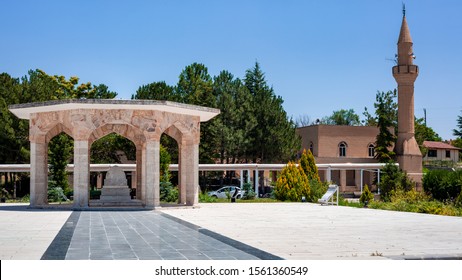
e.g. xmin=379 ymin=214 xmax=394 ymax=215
xmin=89 ymin=123 xmax=146 ymax=146
xmin=161 ymin=121 xmax=191 ymax=145
xmin=160 ymin=121 xmax=198 ymax=205
xmin=44 ymin=122 xmax=74 ymax=143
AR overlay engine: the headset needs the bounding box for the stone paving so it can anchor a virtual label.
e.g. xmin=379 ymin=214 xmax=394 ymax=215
xmin=63 ymin=211 xmax=262 ymax=260
xmin=0 ymin=204 xmax=71 ymax=260
xmin=2 ymin=202 xmax=462 ymax=260
xmin=161 ymin=203 xmax=462 ymax=260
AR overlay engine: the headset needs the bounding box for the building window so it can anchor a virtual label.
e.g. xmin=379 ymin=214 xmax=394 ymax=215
xmin=427 ymin=149 xmax=437 ymax=158
xmin=309 ymin=142 xmax=313 ymax=153
xmin=446 ymin=150 xmax=451 ymax=158
xmin=339 ymin=142 xmax=347 ymax=157
xmin=368 ymin=144 xmax=375 ymax=157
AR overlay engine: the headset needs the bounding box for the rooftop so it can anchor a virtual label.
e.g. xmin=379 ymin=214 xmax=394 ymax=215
xmin=423 ymin=141 xmax=461 ymax=150
xmin=9 ymin=99 xmax=220 ymax=122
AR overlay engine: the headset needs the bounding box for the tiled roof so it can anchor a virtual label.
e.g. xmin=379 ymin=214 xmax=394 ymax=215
xmin=423 ymin=141 xmax=461 ymax=150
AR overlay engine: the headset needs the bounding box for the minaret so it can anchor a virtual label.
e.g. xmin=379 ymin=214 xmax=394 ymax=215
xmin=392 ymin=6 xmax=422 ymax=183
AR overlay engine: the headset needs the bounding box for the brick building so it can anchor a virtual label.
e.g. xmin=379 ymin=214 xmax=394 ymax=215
xmin=297 ymin=125 xmax=379 ymax=193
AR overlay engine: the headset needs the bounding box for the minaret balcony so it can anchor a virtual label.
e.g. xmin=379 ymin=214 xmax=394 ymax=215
xmin=392 ymin=65 xmax=419 ymax=75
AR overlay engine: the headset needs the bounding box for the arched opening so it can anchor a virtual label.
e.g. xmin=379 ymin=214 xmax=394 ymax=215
xmin=90 ymin=133 xmax=136 ymax=199
xmin=89 ymin=132 xmax=139 ymax=205
xmin=47 ymin=131 xmax=74 ymax=204
xmin=339 ymin=142 xmax=347 ymax=157
xmin=368 ymin=143 xmax=375 ymax=158
xmin=160 ymin=131 xmax=180 ymax=204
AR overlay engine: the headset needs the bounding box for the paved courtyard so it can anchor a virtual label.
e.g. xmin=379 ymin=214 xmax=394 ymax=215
xmin=1 ymin=202 xmax=462 ymax=260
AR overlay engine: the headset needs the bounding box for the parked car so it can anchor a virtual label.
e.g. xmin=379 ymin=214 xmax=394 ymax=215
xmin=208 ymin=186 xmax=244 ymax=199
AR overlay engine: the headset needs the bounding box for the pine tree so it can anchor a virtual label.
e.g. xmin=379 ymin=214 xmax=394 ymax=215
xmin=244 ymin=62 xmax=300 ymax=163
xmin=176 ymin=63 xmax=217 ymax=163
xmin=374 ymin=90 xmax=397 ymax=163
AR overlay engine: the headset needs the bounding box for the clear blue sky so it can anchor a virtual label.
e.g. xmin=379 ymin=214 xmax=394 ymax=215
xmin=1 ymin=0 xmax=461 ymax=140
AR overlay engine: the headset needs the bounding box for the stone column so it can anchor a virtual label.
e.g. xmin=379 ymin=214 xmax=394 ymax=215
xmin=144 ymin=140 xmax=160 ymax=208
xmin=73 ymin=140 xmax=89 ymax=208
xmin=30 ymin=141 xmax=48 ymax=207
xmin=136 ymin=147 xmax=142 ymax=200
xmin=178 ymin=146 xmax=186 ymax=204
xmin=181 ymin=143 xmax=199 ymax=206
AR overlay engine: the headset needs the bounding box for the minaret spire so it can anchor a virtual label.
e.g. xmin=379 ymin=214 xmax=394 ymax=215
xmin=392 ymin=6 xmax=422 ymax=184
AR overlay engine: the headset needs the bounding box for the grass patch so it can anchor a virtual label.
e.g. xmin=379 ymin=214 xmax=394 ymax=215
xmin=339 ymin=189 xmax=462 ymax=217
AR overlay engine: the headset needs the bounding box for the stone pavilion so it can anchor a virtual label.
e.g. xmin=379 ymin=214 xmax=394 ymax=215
xmin=9 ymin=99 xmax=220 ymax=209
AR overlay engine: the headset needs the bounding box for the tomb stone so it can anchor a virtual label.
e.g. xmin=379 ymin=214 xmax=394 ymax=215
xmin=98 ymin=166 xmax=133 ymax=203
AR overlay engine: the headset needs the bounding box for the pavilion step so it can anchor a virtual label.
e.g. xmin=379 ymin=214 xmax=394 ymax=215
xmin=89 ymin=199 xmax=143 ymax=207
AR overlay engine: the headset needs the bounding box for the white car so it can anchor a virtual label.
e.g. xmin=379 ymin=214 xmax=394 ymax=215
xmin=208 ymin=186 xmax=244 ymax=199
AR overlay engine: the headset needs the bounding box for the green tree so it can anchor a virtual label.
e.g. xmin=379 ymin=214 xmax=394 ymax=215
xmin=132 ymin=81 xmax=177 ymax=101
xmin=321 ymin=109 xmax=361 ymax=126
xmin=362 ymin=106 xmax=377 ymax=126
xmin=90 ymin=133 xmax=136 ymax=164
xmin=244 ymin=62 xmax=300 ymax=163
xmin=213 ymin=71 xmax=239 ymax=164
xmin=374 ymin=90 xmax=398 ymax=163
xmin=379 ymin=162 xmax=414 ymax=202
xmin=1 ymin=70 xmax=118 ymax=201
xmin=177 ymin=63 xmax=217 ymax=163
xmin=415 ymin=117 xmax=442 ymax=156
xmin=453 ymin=111 xmax=462 ymax=138
xmin=212 ymin=70 xmax=256 ymax=164
xmin=177 ymin=63 xmax=215 ymax=107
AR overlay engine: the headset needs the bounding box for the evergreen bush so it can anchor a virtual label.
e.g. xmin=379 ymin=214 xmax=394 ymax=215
xmin=242 ymin=182 xmax=256 ymax=200
xmin=160 ymin=181 xmax=178 ymax=203
xmin=274 ymin=162 xmax=310 ymax=201
xmin=379 ymin=162 xmax=414 ymax=202
xmin=360 ymin=184 xmax=374 ymax=205
xmin=308 ymin=179 xmax=328 ymax=202
xmin=299 ymin=149 xmax=320 ymax=182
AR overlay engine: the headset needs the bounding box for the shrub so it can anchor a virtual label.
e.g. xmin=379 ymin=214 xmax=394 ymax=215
xmin=423 ymin=169 xmax=462 ymax=201
xmin=199 ymin=192 xmax=216 ymax=203
xmin=367 ymin=189 xmax=462 ymax=216
xmin=307 ymin=179 xmax=328 ymax=202
xmin=274 ymin=162 xmax=310 ymax=202
xmin=242 ymin=182 xmax=256 ymax=200
xmin=160 ymin=181 xmax=178 ymax=203
xmin=360 ymin=185 xmax=374 ymax=205
xmin=19 ymin=194 xmax=30 ymax=203
xmin=454 ymin=190 xmax=462 ymax=208
xmin=48 ymin=186 xmax=69 ymax=203
xmin=379 ymin=162 xmax=414 ymax=202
